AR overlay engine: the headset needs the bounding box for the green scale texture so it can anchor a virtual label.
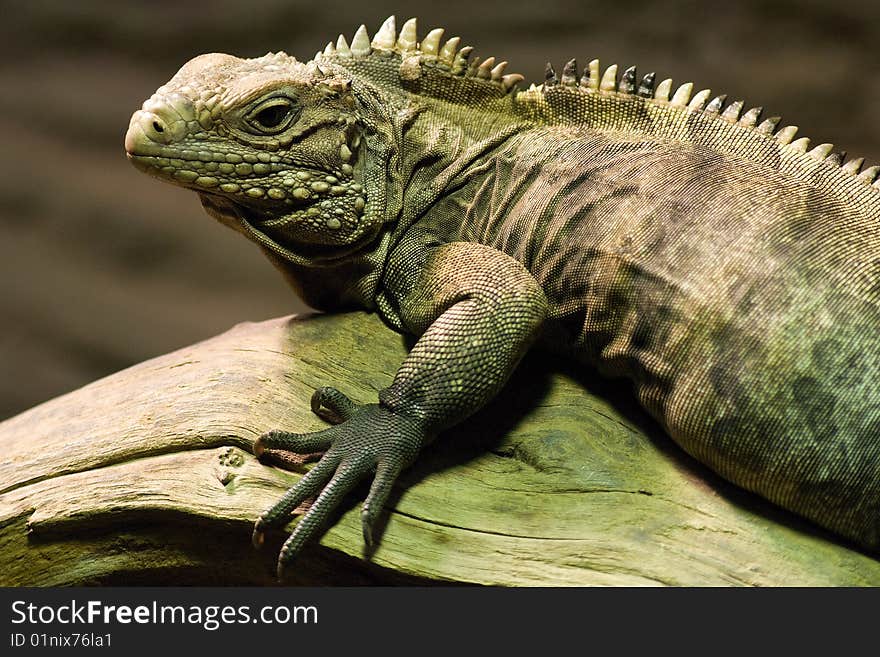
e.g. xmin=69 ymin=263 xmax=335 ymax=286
xmin=124 ymin=16 xmax=880 ymax=575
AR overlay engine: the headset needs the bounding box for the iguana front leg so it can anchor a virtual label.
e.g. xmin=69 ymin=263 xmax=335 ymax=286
xmin=252 ymin=241 xmax=548 ymax=578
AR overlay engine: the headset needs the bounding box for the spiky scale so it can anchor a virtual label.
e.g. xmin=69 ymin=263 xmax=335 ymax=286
xmin=336 ymin=34 xmax=351 ymax=56
xmin=654 ymin=78 xmax=673 ymax=101
xmin=739 ymin=106 xmax=763 ymax=127
xmin=323 ymin=42 xmax=335 ymax=57
xmin=477 ymin=57 xmax=496 ymax=79
xmin=453 ymin=46 xmax=473 ymax=75
xmin=490 ymin=61 xmax=508 ymax=82
xmin=586 ymin=59 xmax=600 ymax=90
xmin=826 ymin=151 xmax=845 ymax=166
xmin=843 ymin=157 xmax=865 ymax=175
xmin=372 ymin=15 xmax=396 ymax=49
xmin=466 ymin=56 xmax=481 ymax=77
xmin=620 ymin=66 xmax=637 ymax=94
xmin=351 ymin=25 xmax=371 ymax=56
xmin=397 ymin=18 xmax=418 ymax=52
xmin=421 ymin=28 xmax=444 ymax=55
xmin=600 ymin=64 xmax=618 ymax=92
xmin=579 ymin=64 xmax=590 ymax=88
xmin=775 ymin=125 xmax=799 ymax=145
xmin=687 ymin=89 xmax=711 ymax=110
xmin=638 ymin=72 xmax=656 ymax=97
xmin=561 ymin=58 xmax=578 ymax=86
xmin=439 ymin=37 xmax=460 ymax=64
xmin=476 ymin=57 xmax=495 ymax=79
xmin=501 ymin=73 xmax=524 ymax=91
xmin=544 ymin=62 xmax=558 ymax=87
xmin=670 ymin=82 xmax=694 ymax=106
xmin=860 ymin=165 xmax=880 ymax=183
xmin=757 ymin=116 xmax=781 ymax=134
xmin=807 ymin=143 xmax=833 ymax=160
xmin=790 ymin=137 xmax=811 ymax=153
xmin=705 ymin=94 xmax=727 ymax=114
xmin=721 ymin=99 xmax=744 ymax=122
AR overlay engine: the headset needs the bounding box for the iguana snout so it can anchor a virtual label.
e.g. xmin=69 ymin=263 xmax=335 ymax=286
xmin=125 ymin=51 xmax=378 ymax=250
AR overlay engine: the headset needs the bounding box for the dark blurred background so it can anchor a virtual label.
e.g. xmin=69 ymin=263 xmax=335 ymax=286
xmin=1 ymin=0 xmax=878 ymax=419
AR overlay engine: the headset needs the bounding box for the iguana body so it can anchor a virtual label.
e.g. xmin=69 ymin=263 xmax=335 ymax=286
xmin=125 ymin=16 xmax=880 ymax=575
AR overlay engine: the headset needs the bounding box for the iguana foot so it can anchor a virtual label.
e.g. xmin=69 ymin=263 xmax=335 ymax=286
xmin=252 ymin=387 xmax=427 ymax=580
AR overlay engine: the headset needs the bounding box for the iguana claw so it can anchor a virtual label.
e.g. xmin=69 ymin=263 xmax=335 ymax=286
xmin=310 ymin=386 xmax=360 ymax=424
xmin=252 ymin=386 xmax=426 ymax=580
xmin=251 ymin=527 xmax=265 ymax=549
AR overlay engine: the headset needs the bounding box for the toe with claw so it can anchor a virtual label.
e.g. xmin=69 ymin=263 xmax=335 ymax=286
xmin=252 ymin=386 xmax=429 ymax=579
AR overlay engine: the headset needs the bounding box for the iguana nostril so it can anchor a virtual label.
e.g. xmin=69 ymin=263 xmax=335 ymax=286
xmin=133 ymin=111 xmax=176 ymax=145
xmin=145 ymin=114 xmax=168 ymax=139
xmin=125 ymin=109 xmax=179 ymax=153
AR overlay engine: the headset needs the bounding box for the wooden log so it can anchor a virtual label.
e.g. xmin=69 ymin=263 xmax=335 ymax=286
xmin=1 ymin=312 xmax=878 ymax=586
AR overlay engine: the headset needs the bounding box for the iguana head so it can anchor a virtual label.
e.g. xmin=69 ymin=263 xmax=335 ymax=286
xmin=125 ymin=50 xmax=388 ymax=261
xmin=125 ymin=16 xmax=527 ymax=269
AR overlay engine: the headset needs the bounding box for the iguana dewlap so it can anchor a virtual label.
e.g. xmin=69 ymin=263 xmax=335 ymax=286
xmin=124 ymin=16 xmax=880 ymax=576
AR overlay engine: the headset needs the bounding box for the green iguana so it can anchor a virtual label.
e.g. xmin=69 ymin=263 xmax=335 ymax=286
xmin=124 ymin=16 xmax=880 ymax=578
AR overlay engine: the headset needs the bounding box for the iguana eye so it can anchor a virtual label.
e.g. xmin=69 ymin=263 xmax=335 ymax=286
xmin=245 ymin=98 xmax=299 ymax=134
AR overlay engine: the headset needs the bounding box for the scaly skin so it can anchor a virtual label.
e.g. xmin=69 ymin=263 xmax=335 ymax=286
xmin=125 ymin=16 xmax=880 ymax=577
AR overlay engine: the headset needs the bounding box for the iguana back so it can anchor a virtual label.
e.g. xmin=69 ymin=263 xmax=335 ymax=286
xmin=437 ymin=120 xmax=880 ymax=548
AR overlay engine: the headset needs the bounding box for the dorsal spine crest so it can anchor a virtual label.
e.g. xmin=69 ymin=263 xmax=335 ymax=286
xmin=316 ymin=16 xmax=877 ymax=190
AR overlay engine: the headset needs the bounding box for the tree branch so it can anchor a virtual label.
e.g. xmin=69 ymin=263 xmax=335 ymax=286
xmin=1 ymin=312 xmax=877 ymax=585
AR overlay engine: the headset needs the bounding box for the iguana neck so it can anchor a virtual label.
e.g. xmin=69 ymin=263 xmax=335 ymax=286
xmin=323 ymin=55 xmax=531 ymax=240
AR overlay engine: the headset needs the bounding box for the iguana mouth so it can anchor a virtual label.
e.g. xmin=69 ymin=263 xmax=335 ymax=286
xmin=196 ymin=189 xmax=271 ymax=228
xmin=126 ymin=150 xmax=342 ymax=208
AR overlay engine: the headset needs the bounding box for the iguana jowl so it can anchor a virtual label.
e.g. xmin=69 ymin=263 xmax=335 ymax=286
xmin=125 ymin=16 xmax=880 ymax=576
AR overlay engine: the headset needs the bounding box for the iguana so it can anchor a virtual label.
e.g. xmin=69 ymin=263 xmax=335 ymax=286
xmin=124 ymin=16 xmax=880 ymax=578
